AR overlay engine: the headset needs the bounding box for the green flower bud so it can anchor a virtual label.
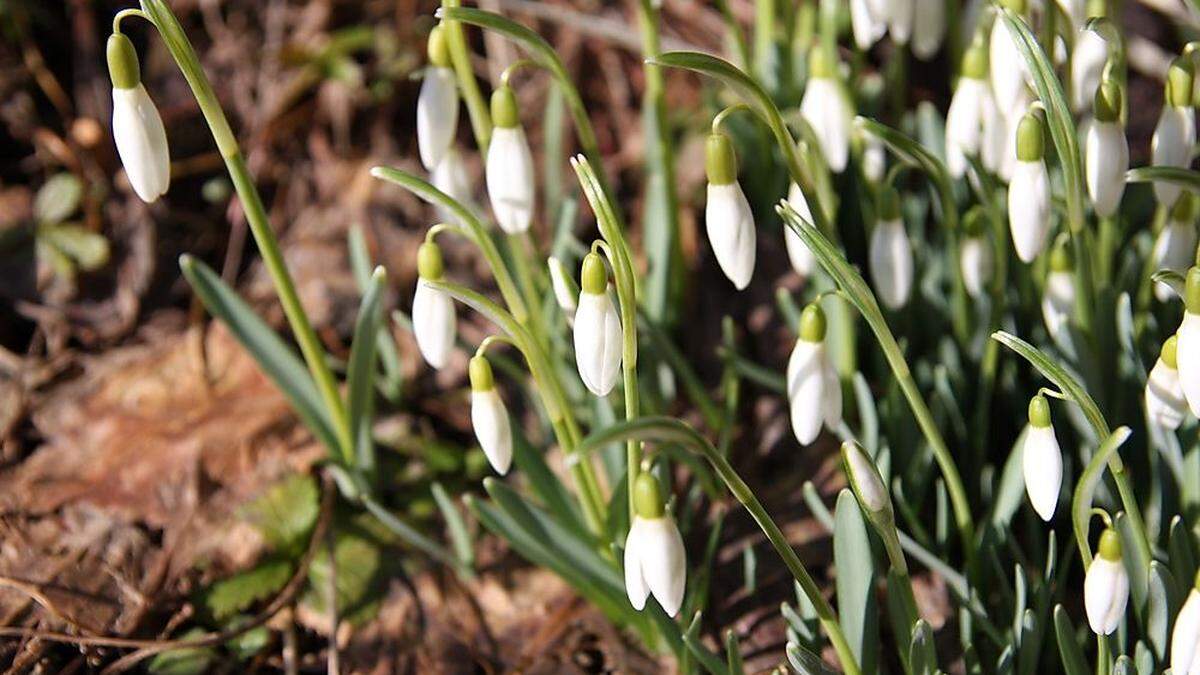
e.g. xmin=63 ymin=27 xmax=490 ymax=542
xmin=1016 ymin=113 xmax=1045 ymax=162
xmin=1186 ymin=266 xmax=1200 ymax=314
xmin=1162 ymin=335 xmax=1179 ymax=369
xmin=633 ymin=472 xmax=665 ymax=519
xmin=427 ymin=25 xmax=451 ymax=68
xmin=1168 ymin=57 xmax=1194 ymax=108
xmin=962 ymin=207 xmax=987 ymax=237
xmin=961 ymin=43 xmax=989 ymax=80
xmin=1028 ymin=393 xmax=1052 ymax=428
xmin=842 ymin=441 xmax=890 ymax=515
xmin=1097 ymin=527 xmax=1122 ymax=561
xmin=1049 ymin=238 xmax=1074 ymax=272
xmin=581 ymin=252 xmax=607 ymax=295
xmin=469 ymin=354 xmax=495 ymax=392
xmin=1093 ymin=80 xmax=1122 ymax=123
xmin=706 ymin=132 xmax=737 ymax=185
xmin=809 ymin=46 xmax=835 ymax=79
xmin=1086 ymin=0 xmax=1108 ymax=17
xmin=1173 ymin=192 xmax=1197 ymax=223
xmin=878 ymin=185 xmax=902 ymax=220
xmin=1001 ymin=0 xmax=1028 ymax=13
xmin=798 ymin=302 xmax=827 ymax=343
xmin=107 ymin=33 xmax=141 ymax=90
xmin=491 ymin=85 xmax=519 ymax=129
xmin=417 ymin=241 xmax=445 ymax=280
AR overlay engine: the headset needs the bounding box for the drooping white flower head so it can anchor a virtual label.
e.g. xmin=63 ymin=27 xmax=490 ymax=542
xmin=108 ymin=34 xmax=170 ymax=203
xmin=417 ymin=27 xmax=460 ymax=171
xmin=431 ymin=147 xmax=473 ymax=222
xmin=624 ymin=473 xmax=686 ymax=617
xmin=485 ymin=86 xmax=536 ymax=234
xmin=850 ymin=0 xmax=886 ymax=50
xmin=886 ymin=0 xmax=914 ymax=46
xmin=469 ymin=355 xmax=512 ymax=475
xmin=860 ymin=131 xmax=886 ymax=183
xmin=1022 ymin=394 xmax=1063 ymax=521
xmin=801 ymin=47 xmax=852 ymax=173
xmin=1009 ymin=111 xmax=1053 ymax=262
xmin=960 ymin=210 xmax=994 ymax=299
xmin=1084 ymin=528 xmax=1129 ymax=635
xmin=869 ymin=187 xmax=914 ymax=310
xmin=989 ymin=0 xmax=1032 ymax=120
xmin=574 ymin=253 xmax=623 ymax=396
xmin=547 ymin=256 xmax=578 ymax=318
xmin=1146 ymin=335 xmax=1188 ymax=430
xmin=1176 ymin=268 xmax=1200 ymax=415
xmin=704 ymin=132 xmax=757 ymax=290
xmin=911 ymin=0 xmax=946 ymax=60
xmin=785 ymin=182 xmax=818 ymax=279
xmin=1071 ymin=28 xmax=1109 ymax=112
xmin=412 ymin=241 xmax=457 ymax=369
xmin=787 ymin=303 xmax=842 ymax=445
xmin=1084 ymin=82 xmax=1128 ymax=218
xmin=842 ymin=440 xmax=891 ymax=515
xmin=946 ymin=50 xmax=996 ymax=179
xmin=1171 ymin=576 xmax=1200 ymax=675
xmin=1042 ymin=241 xmax=1076 ymax=341
xmin=1153 ymin=194 xmax=1198 ymax=302
xmin=1151 ymin=58 xmax=1197 ymax=208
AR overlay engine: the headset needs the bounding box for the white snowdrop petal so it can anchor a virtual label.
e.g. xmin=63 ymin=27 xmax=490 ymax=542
xmin=112 ymin=85 xmax=170 ymax=203
xmin=548 ymin=257 xmax=578 ymax=315
xmin=574 ymin=292 xmax=623 ymax=396
xmin=822 ymin=359 xmax=843 ymax=431
xmin=1084 ymin=121 xmax=1128 ymax=218
xmin=1145 ymin=359 xmax=1187 ymax=430
xmin=785 ymin=183 xmax=818 ymax=277
xmin=960 ymin=236 xmax=994 ymax=298
xmin=869 ymin=219 xmax=914 ymax=310
xmin=485 ymin=126 xmax=536 ymax=234
xmin=990 ymin=21 xmax=1029 ymax=120
xmin=638 ymin=516 xmax=687 ymax=617
xmin=1021 ymin=424 xmax=1063 ymax=521
xmin=431 ymin=149 xmax=473 ymax=222
xmin=417 ymin=67 xmax=459 ymax=171
xmin=801 ymin=79 xmax=851 ymax=173
xmin=887 ymin=0 xmax=914 ymax=45
xmin=787 ymin=340 xmax=829 ymax=445
xmin=1042 ymin=271 xmax=1077 ymax=341
xmin=1071 ymin=31 xmax=1109 ymax=112
xmin=412 ymin=280 xmax=456 ymax=369
xmin=1172 ymin=591 xmax=1200 ymax=675
xmin=1153 ymin=221 xmax=1198 ymax=302
xmin=623 ymin=518 xmax=651 ymax=610
xmin=1152 ymin=106 xmax=1196 ymax=207
xmin=946 ymin=79 xmax=987 ymax=178
xmin=471 ymin=389 xmax=513 ymax=474
xmin=1009 ymin=160 xmax=1052 ymax=262
xmin=705 ymin=182 xmax=757 ymax=290
xmin=1085 ymin=557 xmax=1128 ymax=635
xmin=911 ymin=0 xmax=945 ymax=60
xmin=850 ymin=0 xmax=886 ymax=50
xmin=1177 ymin=312 xmax=1200 ymax=416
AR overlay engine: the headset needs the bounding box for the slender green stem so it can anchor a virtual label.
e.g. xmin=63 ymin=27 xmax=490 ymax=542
xmin=440 ymin=0 xmax=492 ymax=153
xmin=140 ymin=0 xmax=353 ymax=461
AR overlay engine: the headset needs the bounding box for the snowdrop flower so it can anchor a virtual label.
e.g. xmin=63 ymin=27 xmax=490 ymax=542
xmin=842 ymin=440 xmax=891 ymax=517
xmin=704 ymin=132 xmax=756 ymax=289
xmin=624 ymin=472 xmax=686 ymax=617
xmin=787 ymin=303 xmax=842 ymax=445
xmin=485 ymin=85 xmax=535 ymax=234
xmin=412 ymin=241 xmax=456 ymax=369
xmin=990 ymin=0 xmax=1032 ymax=120
xmin=1171 ymin=572 xmax=1200 ymax=675
xmin=574 ymin=253 xmax=623 ymax=396
xmin=959 ymin=210 xmax=994 ymax=299
xmin=1022 ymin=393 xmax=1063 ymax=521
xmin=801 ymin=47 xmax=852 ymax=173
xmin=1072 ymin=27 xmax=1109 ymax=112
xmin=1009 ymin=111 xmax=1052 ymax=262
xmin=1176 ymin=267 xmax=1200 ymax=415
xmin=911 ymin=0 xmax=946 ymax=60
xmin=1084 ymin=528 xmax=1129 ymax=635
xmin=850 ymin=0 xmax=886 ymax=50
xmin=108 ymin=33 xmax=169 ymax=203
xmin=1042 ymin=241 xmax=1076 ymax=341
xmin=417 ymin=26 xmax=459 ymax=171
xmin=869 ymin=186 xmax=914 ymax=310
xmin=469 ymin=355 xmax=512 ymax=475
xmin=860 ymin=132 xmax=885 ymax=183
xmin=1084 ymin=81 xmax=1128 ymax=218
xmin=946 ymin=43 xmax=995 ymax=178
xmin=887 ymin=0 xmax=913 ymax=46
xmin=547 ymin=256 xmax=578 ymax=318
xmin=1151 ymin=58 xmax=1196 ymax=207
xmin=431 ymin=147 xmax=472 ymax=222
xmin=1153 ymin=194 xmax=1198 ymax=302
xmin=1146 ymin=336 xmax=1187 ymax=430
xmin=785 ymin=183 xmax=817 ymax=279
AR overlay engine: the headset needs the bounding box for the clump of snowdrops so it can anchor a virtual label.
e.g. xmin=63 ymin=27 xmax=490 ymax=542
xmin=107 ymin=0 xmax=1200 ymax=673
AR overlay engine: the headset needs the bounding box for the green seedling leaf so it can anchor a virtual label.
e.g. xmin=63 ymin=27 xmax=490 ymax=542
xmin=147 ymin=629 xmax=216 ymax=675
xmin=197 ymin=557 xmax=292 ymax=622
xmin=240 ymin=474 xmax=320 ymax=556
xmin=34 ymin=173 xmax=83 ymax=223
xmin=38 ymin=223 xmax=109 ymax=271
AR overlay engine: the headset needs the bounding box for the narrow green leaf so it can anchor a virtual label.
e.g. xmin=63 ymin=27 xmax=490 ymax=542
xmin=347 ymin=225 xmax=403 ymax=401
xmin=725 ymin=629 xmax=745 ymax=675
xmin=1169 ymin=515 xmax=1198 ymax=589
xmin=431 ymin=482 xmax=474 ymax=571
xmin=856 ymin=117 xmax=957 ymax=230
xmin=1152 ymin=269 xmax=1186 ymax=300
xmin=1071 ymin=427 xmax=1132 ymax=565
xmin=360 ymin=493 xmax=463 ymax=573
xmin=346 ymin=267 xmax=386 ymax=470
xmin=682 ymin=612 xmax=731 ymax=675
xmin=908 ymin=619 xmax=936 ymax=675
xmin=1053 ymin=605 xmax=1089 ymax=675
xmin=786 ymin=642 xmax=840 ymax=675
xmin=835 ymin=489 xmax=878 ymax=675
xmin=1145 ymin=561 xmax=1180 ymax=661
xmin=1126 ymin=166 xmax=1200 ymax=192
xmin=991 ymin=331 xmax=1108 ymax=438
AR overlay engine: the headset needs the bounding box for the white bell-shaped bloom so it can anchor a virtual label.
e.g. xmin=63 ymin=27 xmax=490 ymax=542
xmin=861 ymin=133 xmax=885 ymax=183
xmin=801 ymin=48 xmax=852 ymax=173
xmin=869 ymin=218 xmax=914 ymax=310
xmin=547 ymin=256 xmax=578 ymax=317
xmin=413 ymin=242 xmax=456 ymax=369
xmin=1172 ymin=584 xmax=1200 ymax=675
xmin=417 ymin=67 xmax=458 ymax=171
xmin=1084 ymin=529 xmax=1129 ymax=635
xmin=1153 ymin=196 xmax=1198 ymax=302
xmin=1176 ymin=270 xmax=1200 ymax=415
xmin=1084 ymin=121 xmax=1128 ymax=218
xmin=704 ymin=133 xmax=756 ymax=290
xmin=911 ymin=0 xmax=946 ymax=60
xmin=787 ymin=304 xmax=842 ymax=445
xmin=887 ymin=0 xmax=914 ymax=45
xmin=431 ymin=148 xmax=473 ymax=222
xmin=1152 ymin=59 xmax=1197 ymax=207
xmin=1042 ymin=268 xmax=1076 ymax=341
xmin=574 ymin=253 xmax=623 ymax=396
xmin=624 ymin=474 xmax=686 ymax=616
xmin=989 ymin=16 xmax=1030 ymax=120
xmin=946 ymin=52 xmax=994 ymax=178
xmin=1009 ymin=112 xmax=1052 ymax=262
xmin=1022 ymin=394 xmax=1062 ymax=521
xmin=108 ymin=35 xmax=169 ymax=203
xmin=1071 ymin=30 xmax=1109 ymax=112
xmin=469 ymin=356 xmax=512 ymax=475
xmin=485 ymin=118 xmax=535 ymax=233
xmin=1146 ymin=336 xmax=1187 ymax=430
xmin=959 ymin=215 xmax=994 ymax=299
xmin=980 ymin=91 xmax=1009 ymax=178
xmin=785 ymin=182 xmax=818 ymax=278
xmin=850 ymin=0 xmax=886 ymax=50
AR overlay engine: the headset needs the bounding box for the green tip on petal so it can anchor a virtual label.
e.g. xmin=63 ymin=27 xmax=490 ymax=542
xmin=633 ymin=472 xmax=665 ymax=519
xmin=1049 ymin=238 xmax=1074 ymax=272
xmin=878 ymin=185 xmax=901 ymax=220
xmin=961 ymin=43 xmax=988 ymax=80
xmin=808 ymin=46 xmax=835 ymax=79
xmin=1193 ymin=567 xmax=1200 ymax=591
xmin=1186 ymin=266 xmax=1200 ymax=314
xmin=1168 ymin=57 xmax=1194 ymax=108
xmin=469 ymin=355 xmax=495 ymax=391
xmin=581 ymin=252 xmax=607 ymax=295
xmin=417 ymin=241 xmax=445 ymax=280
xmin=1001 ymin=0 xmax=1028 ymax=14
xmin=427 ymin=25 xmax=451 ymax=68
xmin=706 ymin=133 xmax=738 ymax=185
xmin=1015 ymin=113 xmax=1044 ymax=162
xmin=1086 ymin=0 xmax=1108 ymax=17
xmin=107 ymin=33 xmax=141 ymax=90
xmin=1097 ymin=528 xmax=1122 ymax=561
xmin=491 ymin=86 xmax=520 ymax=129
xmin=1173 ymin=192 xmax=1196 ymax=223
xmin=1028 ymin=394 xmax=1052 ymax=428
xmin=798 ymin=303 xmax=827 ymax=342
xmin=1093 ymin=80 xmax=1123 ymax=123
xmin=1162 ymin=335 xmax=1179 ymax=369
xmin=963 ymin=207 xmax=987 ymax=237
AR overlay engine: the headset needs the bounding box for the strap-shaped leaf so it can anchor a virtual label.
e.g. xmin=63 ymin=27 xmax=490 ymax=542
xmin=179 ymin=255 xmax=341 ymax=457
xmin=1152 ymin=269 xmax=1186 ymax=300
xmin=856 ymin=117 xmax=958 ymax=230
xmin=681 ymin=612 xmax=731 ymax=675
xmin=908 ymin=620 xmax=936 ymax=675
xmin=347 ymin=226 xmax=402 ymax=401
xmin=786 ymin=642 xmax=840 ymax=675
xmin=1126 ymin=166 xmax=1200 ymax=193
xmin=346 ymin=267 xmax=386 ymax=469
xmin=1070 ymin=426 xmax=1132 ymax=565
xmin=431 ymin=482 xmax=474 ymax=572
xmin=1052 ymin=605 xmax=1088 ymax=675
xmin=992 ymin=331 xmax=1108 ymax=437
xmin=835 ymin=490 xmax=878 ymax=675
xmin=1145 ymin=561 xmax=1180 ymax=661
xmin=360 ymin=493 xmax=464 ymax=574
